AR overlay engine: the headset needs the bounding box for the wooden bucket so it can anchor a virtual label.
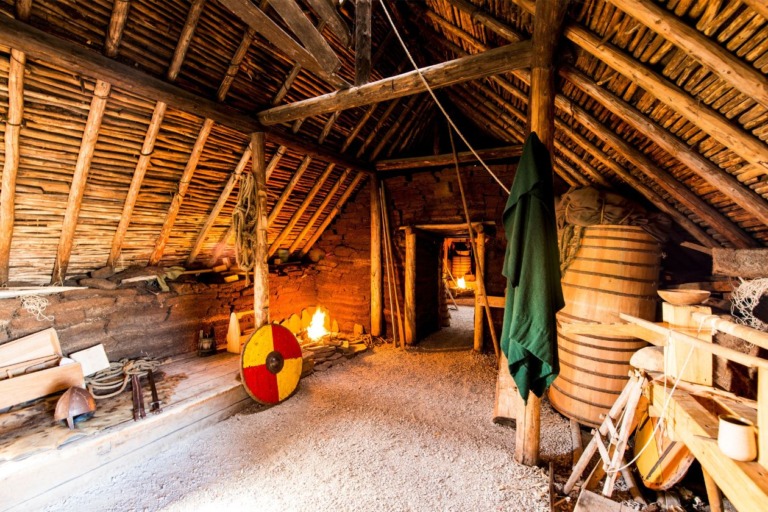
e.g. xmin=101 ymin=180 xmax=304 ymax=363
xmin=549 ymin=225 xmax=661 ymax=427
xmin=451 ymin=252 xmax=471 ymax=278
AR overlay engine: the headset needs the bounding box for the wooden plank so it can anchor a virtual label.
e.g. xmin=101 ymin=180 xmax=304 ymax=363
xmin=604 ymin=0 xmax=768 ymax=111
xmin=167 ymin=0 xmax=205 ymax=81
xmin=355 ymin=0 xmax=372 ymax=85
xmin=288 ymin=169 xmax=350 ymax=254
xmin=104 ymin=0 xmax=131 ymax=58
xmin=304 ymin=0 xmax=351 ymax=47
xmin=712 ymin=248 xmax=768 ymax=278
xmin=267 ymin=0 xmax=340 ymax=75
xmin=252 ymin=132 xmax=270 ymax=329
xmin=51 ymin=80 xmax=111 ymax=284
xmin=148 ymin=118 xmax=215 ymax=265
xmin=370 ymin=175 xmax=383 ymax=336
xmin=376 ymin=145 xmax=522 ymax=171
xmin=0 ymin=328 xmax=61 ymax=366
xmin=108 ymin=101 xmax=167 ymax=267
xmin=258 ymin=41 xmax=533 ymax=125
xmin=267 ymin=155 xmax=312 ymax=227
xmin=186 ymin=144 xmax=253 ymax=265
xmin=404 ymin=226 xmax=416 ymax=345
xmin=0 ymin=363 xmax=84 ymax=410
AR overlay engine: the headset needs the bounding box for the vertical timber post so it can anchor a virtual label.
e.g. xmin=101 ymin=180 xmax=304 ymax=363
xmin=473 ymin=225 xmax=486 ymax=351
xmin=404 ymin=226 xmax=416 ymax=345
xmin=516 ymin=0 xmax=569 ymax=467
xmin=371 ymin=176 xmax=383 ymax=336
xmin=252 ymin=132 xmax=270 ymax=329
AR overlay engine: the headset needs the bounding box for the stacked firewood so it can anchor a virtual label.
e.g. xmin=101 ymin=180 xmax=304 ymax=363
xmin=299 ymin=333 xmax=371 ymax=377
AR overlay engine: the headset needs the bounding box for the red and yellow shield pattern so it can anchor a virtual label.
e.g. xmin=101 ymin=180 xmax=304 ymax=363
xmin=240 ymin=324 xmax=303 ymax=405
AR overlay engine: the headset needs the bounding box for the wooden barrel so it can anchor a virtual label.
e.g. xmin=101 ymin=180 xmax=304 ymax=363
xmin=549 ymin=225 xmax=661 ymax=427
xmin=451 ymin=251 xmax=471 ymax=278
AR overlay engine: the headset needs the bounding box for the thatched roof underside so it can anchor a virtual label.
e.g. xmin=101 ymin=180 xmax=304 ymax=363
xmin=0 ymin=0 xmax=767 ymax=285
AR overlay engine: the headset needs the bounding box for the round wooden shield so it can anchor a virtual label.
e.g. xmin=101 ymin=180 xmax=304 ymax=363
xmin=240 ymin=324 xmax=303 ymax=405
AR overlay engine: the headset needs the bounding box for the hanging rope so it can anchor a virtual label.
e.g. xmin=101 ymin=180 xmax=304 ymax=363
xmin=232 ymin=172 xmax=258 ymax=271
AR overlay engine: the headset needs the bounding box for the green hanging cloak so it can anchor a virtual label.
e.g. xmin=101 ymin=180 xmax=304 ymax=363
xmin=500 ymin=132 xmax=564 ymax=402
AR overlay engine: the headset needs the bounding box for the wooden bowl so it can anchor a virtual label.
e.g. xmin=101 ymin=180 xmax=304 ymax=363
xmin=657 ymin=289 xmax=711 ymax=306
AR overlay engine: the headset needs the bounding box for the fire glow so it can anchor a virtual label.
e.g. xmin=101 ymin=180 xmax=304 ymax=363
xmin=307 ymin=309 xmax=329 ymax=341
xmin=457 ymin=277 xmax=467 ymax=289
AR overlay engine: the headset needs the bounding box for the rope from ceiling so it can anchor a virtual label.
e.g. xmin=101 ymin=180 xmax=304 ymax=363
xmin=378 ymin=1 xmax=511 ymax=195
xmin=232 ymin=172 xmax=258 ymax=271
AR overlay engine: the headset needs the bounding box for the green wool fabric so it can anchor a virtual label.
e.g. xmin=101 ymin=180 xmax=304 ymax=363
xmin=500 ymin=132 xmax=564 ymax=403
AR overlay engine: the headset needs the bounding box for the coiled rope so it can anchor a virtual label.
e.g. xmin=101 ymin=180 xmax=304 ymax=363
xmin=232 ymin=172 xmax=258 ymax=271
xmin=86 ymin=358 xmax=162 ymax=399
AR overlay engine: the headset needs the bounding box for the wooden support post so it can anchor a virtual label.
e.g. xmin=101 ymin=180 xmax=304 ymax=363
xmin=51 ymin=79 xmax=112 ymax=284
xmin=370 ymin=175 xmax=383 ymax=337
xmin=473 ymin=226 xmax=486 ymax=352
xmin=515 ymin=393 xmax=541 ymax=466
xmin=702 ymin=469 xmax=724 ymax=512
xmin=662 ymin=303 xmax=712 ymax=386
xmin=759 ymin=367 xmax=768 ymax=471
xmin=252 ymin=132 xmax=270 ymax=329
xmin=355 ymin=0 xmax=372 ymax=86
xmin=404 ymin=227 xmax=417 ymax=346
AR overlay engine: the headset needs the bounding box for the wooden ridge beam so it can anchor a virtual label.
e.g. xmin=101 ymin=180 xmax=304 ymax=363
xmin=376 ymin=145 xmax=523 ymax=171
xmin=288 ymin=168 xmax=350 ymax=254
xmin=105 ymin=0 xmax=131 ymax=58
xmin=604 ymin=0 xmax=768 ymax=111
xmin=267 ymin=0 xmax=340 ymax=75
xmin=257 ymin=40 xmax=533 ymax=125
xmin=218 ymin=28 xmax=256 ymax=101
xmin=509 ymin=0 xmax=768 ymax=175
xmin=148 ymin=118 xmax=215 ymax=265
xmin=0 ymin=16 xmax=368 ymax=173
xmin=168 ymin=0 xmax=205 ymax=81
xmin=267 ymin=155 xmax=312 ymax=227
xmin=0 ymin=48 xmax=26 ymax=285
xmin=186 ymin=144 xmax=252 ymax=265
xmin=304 ymin=0 xmax=351 ymax=47
xmin=108 ymin=101 xmax=167 ymax=267
xmin=268 ymin=162 xmax=335 ymax=257
xmin=300 ymin=172 xmax=366 ymax=256
xmin=52 ymin=80 xmax=112 ymax=283
xmin=217 ymin=0 xmax=346 ymax=87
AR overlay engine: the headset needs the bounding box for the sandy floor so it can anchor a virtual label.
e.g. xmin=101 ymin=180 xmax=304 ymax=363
xmin=37 ymin=326 xmax=574 ymax=512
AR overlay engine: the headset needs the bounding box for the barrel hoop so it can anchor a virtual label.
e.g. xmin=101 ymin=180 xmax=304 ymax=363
xmin=557 ymin=313 xmax=643 ymax=341
xmin=555 ymin=372 xmax=626 ymax=394
xmin=551 ymin=381 xmax=619 ymax=408
xmin=581 ymin=235 xmax=659 ymax=247
xmin=546 ymin=396 xmax=602 ymax=427
xmin=557 ymin=342 xmax=635 ymax=363
xmin=558 ymin=332 xmax=640 ymax=353
xmin=562 ymin=281 xmax=659 ymax=300
xmin=559 ymin=358 xmax=631 ymax=380
xmin=578 ymin=244 xmax=660 ymax=254
xmin=564 ymin=268 xmax=658 ymax=284
xmin=568 ymin=256 xmax=659 ymax=268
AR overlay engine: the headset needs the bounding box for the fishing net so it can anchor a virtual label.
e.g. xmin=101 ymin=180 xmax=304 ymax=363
xmin=731 ymin=278 xmax=768 ymax=331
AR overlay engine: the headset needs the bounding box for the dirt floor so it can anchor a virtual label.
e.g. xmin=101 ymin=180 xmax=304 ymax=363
xmin=33 ymin=308 xmax=578 ymax=512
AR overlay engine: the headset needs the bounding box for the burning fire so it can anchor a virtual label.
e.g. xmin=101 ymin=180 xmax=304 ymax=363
xmin=457 ymin=277 xmax=466 ymax=289
xmin=307 ymin=308 xmax=329 ymax=341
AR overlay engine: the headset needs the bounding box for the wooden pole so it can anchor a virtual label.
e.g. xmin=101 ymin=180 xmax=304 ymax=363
xmin=104 ymin=0 xmax=131 ymax=58
xmin=167 ymin=0 xmax=205 ymax=81
xmin=370 ymin=175 xmax=383 ymax=337
xmin=473 ymin=226 xmax=486 ymax=352
xmin=355 ymin=0 xmax=372 ymax=86
xmin=380 ymin=184 xmax=406 ymax=347
xmin=376 ymin=145 xmax=523 ymax=171
xmin=404 ymin=226 xmax=417 ymax=346
xmin=252 ymin=132 xmax=270 ymax=329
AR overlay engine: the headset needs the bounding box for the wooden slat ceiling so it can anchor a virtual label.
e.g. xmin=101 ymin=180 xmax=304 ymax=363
xmin=0 ymin=0 xmax=766 ymax=285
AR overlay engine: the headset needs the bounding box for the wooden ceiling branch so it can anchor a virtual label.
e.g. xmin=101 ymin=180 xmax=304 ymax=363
xmin=167 ymin=0 xmax=205 ymax=81
xmin=376 ymin=145 xmax=523 ymax=172
xmin=304 ymin=0 xmax=351 ymax=47
xmin=355 ymin=0 xmax=372 ymax=86
xmin=369 ymin=95 xmax=421 ymax=161
xmin=218 ymin=28 xmax=256 ymax=101
xmin=257 ymin=40 xmax=533 ymax=125
xmin=267 ymin=155 xmax=312 ymax=227
xmin=355 ymin=99 xmax=401 ymax=158
xmin=288 ymin=168 xmax=351 ymax=254
xmin=340 ymin=103 xmax=378 ymax=152
xmin=603 ymin=0 xmax=768 ymax=111
xmin=148 ymin=118 xmax=215 ymax=265
xmin=105 ymin=0 xmax=131 ymax=58
xmin=52 ymin=80 xmax=112 ymax=283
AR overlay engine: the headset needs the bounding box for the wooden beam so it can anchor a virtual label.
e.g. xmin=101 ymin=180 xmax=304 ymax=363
xmin=51 ymin=80 xmax=112 ymax=284
xmin=15 ymin=0 xmax=31 ymax=20
xmin=0 ymin=15 xmax=369 ymax=174
xmin=218 ymin=28 xmax=256 ymax=101
xmin=267 ymin=155 xmax=312 ymax=226
xmin=561 ymin=67 xmax=768 ymax=229
xmin=604 ymin=0 xmax=768 ymax=111
xmin=404 ymin=226 xmax=416 ymax=346
xmin=288 ymin=168 xmax=350 ymax=254
xmin=252 ymin=132 xmax=270 ymax=328
xmin=267 ymin=163 xmax=335 ymax=257
xmin=510 ymin=0 xmax=768 ymax=175
xmin=0 ymin=49 xmax=26 ymax=285
xmin=271 ymin=63 xmax=302 ymax=105
xmin=104 ymin=0 xmax=131 ymax=58
xmin=257 ymin=41 xmax=533 ymax=125
xmin=108 ymin=101 xmax=167 ymax=267
xmin=300 ymin=172 xmax=365 ymax=256
xmin=354 ymin=0 xmax=372 ymax=86
xmin=317 ymin=111 xmax=341 ymax=144
xmin=186 ymin=144 xmax=252 ymax=265
xmin=376 ymin=145 xmax=523 ymax=171
xmin=304 ymin=0 xmax=351 ymax=47
xmin=167 ymin=0 xmax=205 ymax=81
xmin=217 ymin=0 xmax=345 ymax=87
xmin=267 ymin=0 xmax=340 ymax=75
xmin=370 ymin=174 xmax=383 ymax=336
xmin=148 ymin=118 xmax=215 ymax=265
xmin=742 ymin=0 xmax=768 ymax=21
